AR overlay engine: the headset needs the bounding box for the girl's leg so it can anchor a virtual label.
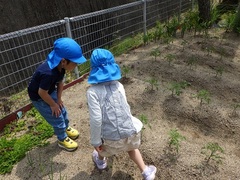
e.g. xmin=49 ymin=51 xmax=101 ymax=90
xmin=128 ymin=149 xmax=146 ymax=172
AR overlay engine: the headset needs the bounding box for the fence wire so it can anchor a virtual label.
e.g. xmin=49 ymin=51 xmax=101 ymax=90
xmin=0 ymin=0 xmax=192 ymax=119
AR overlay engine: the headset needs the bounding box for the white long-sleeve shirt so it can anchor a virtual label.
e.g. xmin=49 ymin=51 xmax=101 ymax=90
xmin=87 ymin=81 xmax=143 ymax=147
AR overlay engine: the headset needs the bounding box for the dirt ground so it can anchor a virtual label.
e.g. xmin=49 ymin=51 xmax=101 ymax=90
xmin=1 ymin=28 xmax=240 ymax=180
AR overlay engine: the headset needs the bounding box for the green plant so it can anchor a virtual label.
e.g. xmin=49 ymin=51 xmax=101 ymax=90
xmin=26 ymin=152 xmax=34 ymax=167
xmin=150 ymin=48 xmax=161 ymax=61
xmin=146 ymin=77 xmax=159 ymax=91
xmin=165 ymin=15 xmax=180 ymax=37
xmin=193 ymin=89 xmax=210 ymax=106
xmin=153 ymin=21 xmax=164 ymax=42
xmin=0 ymin=108 xmax=53 ymax=174
xmin=164 ymin=54 xmax=176 ymax=66
xmin=109 ymin=34 xmax=143 ymax=56
xmin=215 ymin=66 xmax=224 ymax=77
xmin=168 ymin=81 xmax=190 ymax=97
xmin=181 ymin=39 xmax=188 ymax=51
xmin=168 ymin=128 xmax=186 ymax=153
xmin=187 ymin=56 xmax=198 ymax=69
xmin=220 ymin=12 xmax=236 ymax=32
xmin=139 ymin=114 xmax=151 ymax=129
xmin=201 ymin=142 xmax=224 ymax=164
xmin=182 ymin=9 xmax=200 ymax=35
xmin=231 ymin=103 xmax=240 ymax=116
xmin=122 ymin=65 xmax=131 ymax=78
xmin=205 ymin=45 xmax=214 ymax=56
xmin=143 ymin=34 xmax=149 ymax=45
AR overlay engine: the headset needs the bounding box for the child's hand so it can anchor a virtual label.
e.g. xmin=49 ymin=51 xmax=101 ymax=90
xmin=50 ymin=103 xmax=61 ymax=117
xmin=94 ymin=145 xmax=103 ymax=153
xmin=57 ymin=99 xmax=64 ymax=109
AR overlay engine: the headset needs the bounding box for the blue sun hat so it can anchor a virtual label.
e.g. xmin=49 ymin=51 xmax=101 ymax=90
xmin=88 ymin=48 xmax=121 ymax=84
xmin=47 ymin=37 xmax=87 ymax=69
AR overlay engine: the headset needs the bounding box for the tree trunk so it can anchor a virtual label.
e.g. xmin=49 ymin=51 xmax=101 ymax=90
xmin=233 ymin=3 xmax=240 ymax=33
xmin=198 ymin=0 xmax=211 ymax=23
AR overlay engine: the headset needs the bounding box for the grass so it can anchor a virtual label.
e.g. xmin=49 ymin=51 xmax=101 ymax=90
xmin=0 ymin=108 xmax=53 ymax=174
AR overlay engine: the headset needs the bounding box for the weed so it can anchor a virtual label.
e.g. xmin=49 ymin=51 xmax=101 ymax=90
xmin=0 ymin=108 xmax=53 ymax=174
xmin=201 ymin=142 xmax=224 ymax=164
xmin=26 ymin=152 xmax=34 ymax=167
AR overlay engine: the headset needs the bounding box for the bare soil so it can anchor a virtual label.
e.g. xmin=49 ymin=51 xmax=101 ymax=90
xmin=1 ymin=28 xmax=240 ymax=180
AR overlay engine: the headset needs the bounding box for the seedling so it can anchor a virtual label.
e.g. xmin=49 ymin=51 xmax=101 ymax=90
xmin=139 ymin=114 xmax=151 ymax=129
xmin=187 ymin=56 xmax=198 ymax=69
xmin=181 ymin=39 xmax=188 ymax=51
xmin=168 ymin=128 xmax=186 ymax=153
xmin=153 ymin=21 xmax=164 ymax=42
xmin=164 ymin=54 xmax=176 ymax=66
xmin=201 ymin=142 xmax=224 ymax=164
xmin=122 ymin=65 xmax=131 ymax=79
xmin=143 ymin=34 xmax=149 ymax=45
xmin=193 ymin=89 xmax=211 ymax=106
xmin=146 ymin=77 xmax=159 ymax=91
xmin=150 ymin=48 xmax=161 ymax=61
xmin=205 ymin=45 xmax=214 ymax=56
xmin=215 ymin=66 xmax=224 ymax=77
xmin=168 ymin=81 xmax=190 ymax=97
xmin=231 ymin=103 xmax=240 ymax=116
xmin=26 ymin=152 xmax=34 ymax=167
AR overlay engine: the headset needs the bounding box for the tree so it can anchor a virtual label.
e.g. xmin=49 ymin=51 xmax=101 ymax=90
xmin=198 ymin=0 xmax=211 ymax=23
xmin=233 ymin=3 xmax=240 ymax=33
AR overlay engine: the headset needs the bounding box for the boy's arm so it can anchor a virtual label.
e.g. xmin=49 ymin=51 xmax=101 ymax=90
xmin=38 ymin=88 xmax=61 ymax=117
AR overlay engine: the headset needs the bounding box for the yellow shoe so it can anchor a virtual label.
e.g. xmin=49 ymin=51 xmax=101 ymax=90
xmin=58 ymin=137 xmax=78 ymax=151
xmin=66 ymin=126 xmax=79 ymax=140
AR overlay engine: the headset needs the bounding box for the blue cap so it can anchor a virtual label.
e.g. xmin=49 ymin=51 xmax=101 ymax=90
xmin=88 ymin=48 xmax=121 ymax=84
xmin=47 ymin=37 xmax=87 ymax=69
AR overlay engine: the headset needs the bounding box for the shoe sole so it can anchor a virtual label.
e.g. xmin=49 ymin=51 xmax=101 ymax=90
xmin=68 ymin=135 xmax=79 ymax=140
xmin=58 ymin=143 xmax=78 ymax=152
xmin=92 ymin=156 xmax=107 ymax=170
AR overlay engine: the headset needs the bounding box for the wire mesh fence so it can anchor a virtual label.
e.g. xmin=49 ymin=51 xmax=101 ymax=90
xmin=0 ymin=0 xmax=192 ymax=121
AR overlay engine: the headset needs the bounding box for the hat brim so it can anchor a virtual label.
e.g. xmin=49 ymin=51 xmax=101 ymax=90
xmin=88 ymin=63 xmax=121 ymax=84
xmin=47 ymin=50 xmax=87 ymax=69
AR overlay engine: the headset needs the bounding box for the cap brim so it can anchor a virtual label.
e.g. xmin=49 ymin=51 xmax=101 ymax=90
xmin=70 ymin=55 xmax=87 ymax=64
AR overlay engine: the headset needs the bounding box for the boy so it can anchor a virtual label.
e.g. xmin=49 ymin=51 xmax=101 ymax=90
xmin=28 ymin=37 xmax=86 ymax=151
xmin=86 ymin=48 xmax=157 ymax=180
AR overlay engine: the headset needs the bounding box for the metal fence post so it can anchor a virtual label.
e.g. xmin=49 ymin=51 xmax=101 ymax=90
xmin=179 ymin=0 xmax=182 ymax=21
xmin=192 ymin=0 xmax=195 ymax=10
xmin=64 ymin=17 xmax=80 ymax=78
xmin=142 ymin=0 xmax=147 ymax=36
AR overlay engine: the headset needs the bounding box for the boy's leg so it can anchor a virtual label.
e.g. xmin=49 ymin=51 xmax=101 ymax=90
xmin=61 ymin=104 xmax=79 ymax=139
xmin=31 ymin=100 xmax=67 ymax=141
